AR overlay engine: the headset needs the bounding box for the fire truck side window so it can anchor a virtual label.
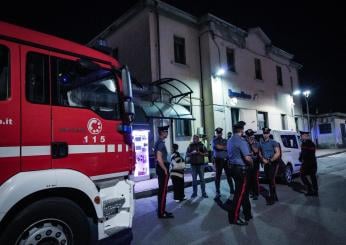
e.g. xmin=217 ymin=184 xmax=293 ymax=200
xmin=0 ymin=45 xmax=10 ymax=100
xmin=26 ymin=52 xmax=50 ymax=104
xmin=51 ymin=57 xmax=120 ymax=120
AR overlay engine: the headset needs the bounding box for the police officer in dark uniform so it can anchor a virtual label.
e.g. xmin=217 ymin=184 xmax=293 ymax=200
xmin=154 ymin=125 xmax=174 ymax=218
xmin=227 ymin=121 xmax=253 ymax=225
xmin=299 ymin=131 xmax=318 ymax=196
xmin=245 ymin=129 xmax=260 ymax=200
xmin=213 ymin=127 xmax=234 ymax=199
xmin=259 ymin=127 xmax=281 ymax=205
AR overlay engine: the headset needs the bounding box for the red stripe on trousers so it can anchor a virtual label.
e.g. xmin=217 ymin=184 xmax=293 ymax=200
xmin=160 ymin=173 xmax=169 ymax=215
xmin=234 ymin=176 xmax=247 ymax=222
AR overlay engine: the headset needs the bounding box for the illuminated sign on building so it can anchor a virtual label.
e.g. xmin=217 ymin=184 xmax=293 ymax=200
xmin=228 ymin=89 xmax=252 ymax=100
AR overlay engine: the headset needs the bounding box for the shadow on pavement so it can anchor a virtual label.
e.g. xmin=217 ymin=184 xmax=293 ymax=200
xmin=288 ymin=180 xmax=306 ymax=194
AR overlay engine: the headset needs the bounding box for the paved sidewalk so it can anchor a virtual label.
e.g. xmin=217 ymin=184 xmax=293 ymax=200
xmin=316 ymin=148 xmax=346 ymax=158
xmin=134 ymin=148 xmax=346 ymax=199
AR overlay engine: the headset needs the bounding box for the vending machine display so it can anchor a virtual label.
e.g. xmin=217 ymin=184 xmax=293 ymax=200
xmin=132 ymin=130 xmax=150 ymax=181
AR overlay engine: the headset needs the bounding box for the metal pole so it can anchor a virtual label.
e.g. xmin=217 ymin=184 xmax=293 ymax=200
xmin=305 ymin=96 xmax=310 ymax=132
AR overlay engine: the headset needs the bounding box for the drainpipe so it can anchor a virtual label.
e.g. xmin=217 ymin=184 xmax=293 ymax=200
xmin=154 ymin=0 xmax=161 ymax=80
xmin=198 ymin=29 xmax=222 ymax=136
xmin=210 ymin=30 xmax=222 ymax=67
xmin=198 ymin=33 xmax=206 ymax=131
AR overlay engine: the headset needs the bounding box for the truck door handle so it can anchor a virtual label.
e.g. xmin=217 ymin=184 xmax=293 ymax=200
xmin=51 ymin=142 xmax=68 ymax=159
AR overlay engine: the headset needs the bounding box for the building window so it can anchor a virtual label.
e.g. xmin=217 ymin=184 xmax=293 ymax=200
xmin=175 ymin=120 xmax=191 ymax=137
xmin=0 ymin=45 xmax=10 ymax=100
xmin=277 ymin=66 xmax=283 ymax=86
xmin=280 ymin=135 xmax=299 ymax=149
xmin=231 ymin=108 xmax=239 ymax=126
xmin=175 ymin=106 xmax=191 ymax=137
xmin=281 ymin=114 xmax=287 ymax=130
xmin=26 ymin=52 xmax=50 ymax=104
xmin=174 ymin=36 xmax=186 ymax=64
xmin=226 ymin=48 xmax=235 ymax=72
xmin=257 ymin=111 xmax=268 ymax=129
xmin=319 ymin=123 xmax=332 ymax=134
xmin=254 ymin=58 xmax=262 ymax=80
xmin=290 ymin=76 xmax=293 ymax=92
xmin=295 ymin=117 xmax=299 ymax=132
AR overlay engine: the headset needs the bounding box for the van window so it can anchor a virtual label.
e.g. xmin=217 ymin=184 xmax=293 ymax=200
xmin=280 ymin=135 xmax=298 ymax=149
xmin=51 ymin=57 xmax=120 ymax=120
xmin=26 ymin=52 xmax=50 ymax=104
xmin=0 ymin=45 xmax=10 ymax=100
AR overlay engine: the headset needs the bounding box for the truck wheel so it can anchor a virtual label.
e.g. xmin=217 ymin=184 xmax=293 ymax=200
xmin=0 ymin=197 xmax=90 ymax=245
xmin=283 ymin=165 xmax=293 ymax=185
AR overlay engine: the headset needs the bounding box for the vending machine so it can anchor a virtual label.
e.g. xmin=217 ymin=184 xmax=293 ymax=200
xmin=132 ymin=130 xmax=150 ymax=181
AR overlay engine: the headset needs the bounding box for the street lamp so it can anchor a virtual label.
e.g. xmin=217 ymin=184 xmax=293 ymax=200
xmin=293 ymin=89 xmax=311 ymax=132
xmin=216 ymin=68 xmax=225 ymax=76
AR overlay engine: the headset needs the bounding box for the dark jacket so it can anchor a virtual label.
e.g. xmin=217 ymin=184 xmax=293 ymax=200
xmin=299 ymin=139 xmax=317 ymax=169
xmin=186 ymin=142 xmax=207 ymax=165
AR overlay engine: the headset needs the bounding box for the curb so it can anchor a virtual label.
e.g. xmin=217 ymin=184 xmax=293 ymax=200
xmin=316 ymin=150 xmax=346 ymax=159
xmin=134 ymin=174 xmax=216 ymax=199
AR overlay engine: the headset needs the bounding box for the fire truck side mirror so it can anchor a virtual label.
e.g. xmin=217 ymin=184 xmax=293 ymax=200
xmin=123 ymin=101 xmax=135 ymax=122
xmin=122 ymin=66 xmax=133 ymax=100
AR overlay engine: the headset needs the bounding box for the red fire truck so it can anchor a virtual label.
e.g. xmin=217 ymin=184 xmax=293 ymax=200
xmin=0 ymin=21 xmax=135 ymax=244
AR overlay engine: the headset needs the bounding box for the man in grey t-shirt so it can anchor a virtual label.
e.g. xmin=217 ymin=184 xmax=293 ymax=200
xmin=213 ymin=127 xmax=234 ymax=199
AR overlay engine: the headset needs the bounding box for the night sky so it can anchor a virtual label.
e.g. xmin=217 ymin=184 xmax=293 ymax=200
xmin=1 ymin=1 xmax=345 ymax=114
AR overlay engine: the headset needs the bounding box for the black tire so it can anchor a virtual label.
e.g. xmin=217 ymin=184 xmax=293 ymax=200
xmin=0 ymin=197 xmax=90 ymax=245
xmin=282 ymin=165 xmax=293 ymax=185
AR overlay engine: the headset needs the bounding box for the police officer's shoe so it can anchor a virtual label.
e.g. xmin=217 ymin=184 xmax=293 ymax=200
xmin=266 ymin=199 xmax=275 ymax=205
xmin=229 ymin=218 xmax=248 ymax=226
xmin=252 ymin=195 xmax=258 ymax=200
xmin=305 ymin=191 xmax=314 ymax=196
xmin=202 ymin=193 xmax=209 ymax=198
xmin=158 ymin=211 xmax=174 ymax=219
xmin=245 ymin=215 xmax=253 ymax=221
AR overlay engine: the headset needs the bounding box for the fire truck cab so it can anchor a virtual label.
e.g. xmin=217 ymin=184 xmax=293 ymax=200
xmin=0 ymin=21 xmax=135 ymax=244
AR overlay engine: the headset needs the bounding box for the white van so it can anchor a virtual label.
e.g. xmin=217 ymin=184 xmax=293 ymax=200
xmin=255 ymin=130 xmax=302 ymax=184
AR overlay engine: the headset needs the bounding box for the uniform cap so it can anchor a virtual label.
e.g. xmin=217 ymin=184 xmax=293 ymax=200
xmin=158 ymin=125 xmax=169 ymax=133
xmin=215 ymin=127 xmax=223 ymax=133
xmin=245 ymin=129 xmax=256 ymax=137
xmin=238 ymin=121 xmax=246 ymax=127
xmin=299 ymin=130 xmax=310 ymax=135
xmin=233 ymin=121 xmax=246 ymax=130
xmin=262 ymin=127 xmax=271 ymax=134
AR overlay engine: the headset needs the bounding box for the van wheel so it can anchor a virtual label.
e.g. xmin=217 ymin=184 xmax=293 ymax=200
xmin=283 ymin=165 xmax=293 ymax=185
xmin=0 ymin=197 xmax=90 ymax=245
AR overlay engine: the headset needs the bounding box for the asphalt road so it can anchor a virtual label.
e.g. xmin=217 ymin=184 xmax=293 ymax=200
xmin=130 ymin=153 xmax=346 ymax=245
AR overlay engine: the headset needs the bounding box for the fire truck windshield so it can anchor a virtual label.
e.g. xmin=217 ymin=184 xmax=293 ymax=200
xmin=52 ymin=57 xmax=120 ymax=120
